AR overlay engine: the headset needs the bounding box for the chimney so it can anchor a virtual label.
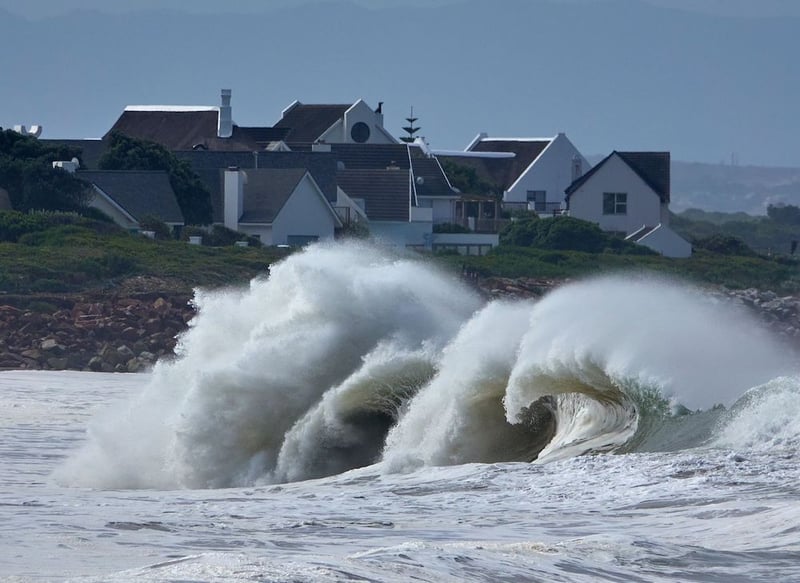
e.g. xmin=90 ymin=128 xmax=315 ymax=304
xmin=571 ymin=155 xmax=582 ymax=182
xmin=223 ymin=167 xmax=246 ymax=230
xmin=218 ymin=89 xmax=233 ymax=138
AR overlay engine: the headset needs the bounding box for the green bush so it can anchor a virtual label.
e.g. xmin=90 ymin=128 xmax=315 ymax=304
xmin=693 ymin=234 xmax=757 ymax=256
xmin=138 ymin=215 xmax=173 ymax=240
xmin=500 ymin=216 xmax=650 ymax=254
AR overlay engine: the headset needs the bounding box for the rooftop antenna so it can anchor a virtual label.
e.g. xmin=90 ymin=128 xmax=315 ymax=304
xmin=400 ymin=106 xmax=420 ymax=144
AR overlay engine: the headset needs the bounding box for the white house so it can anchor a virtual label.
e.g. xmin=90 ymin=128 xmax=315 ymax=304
xmin=436 ymin=132 xmax=589 ymax=214
xmin=565 ymin=151 xmax=692 ymax=258
xmin=222 ymin=168 xmax=342 ymax=246
xmin=274 ymin=99 xmax=398 ymax=148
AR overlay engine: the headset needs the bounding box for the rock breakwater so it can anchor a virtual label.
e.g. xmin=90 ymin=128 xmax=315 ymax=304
xmin=1 ymin=277 xmax=797 ymax=373
xmin=0 ymin=292 xmax=193 ymax=372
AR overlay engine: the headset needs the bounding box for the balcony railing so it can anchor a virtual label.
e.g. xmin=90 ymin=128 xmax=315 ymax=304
xmin=441 ymin=216 xmax=510 ymax=233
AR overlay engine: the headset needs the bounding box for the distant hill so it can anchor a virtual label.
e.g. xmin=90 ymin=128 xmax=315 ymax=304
xmin=670 ymin=161 xmax=800 ymax=214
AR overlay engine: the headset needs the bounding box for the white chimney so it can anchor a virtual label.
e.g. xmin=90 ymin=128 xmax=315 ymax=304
xmin=571 ymin=155 xmax=583 ymax=182
xmin=223 ymin=167 xmax=246 ymax=230
xmin=218 ymin=89 xmax=233 ymax=138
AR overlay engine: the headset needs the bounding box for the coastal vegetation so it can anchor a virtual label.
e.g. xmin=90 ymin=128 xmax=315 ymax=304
xmin=0 ymin=208 xmax=797 ymax=296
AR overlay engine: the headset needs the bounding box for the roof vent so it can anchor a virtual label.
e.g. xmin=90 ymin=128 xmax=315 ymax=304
xmin=416 ymin=176 xmax=425 ymax=185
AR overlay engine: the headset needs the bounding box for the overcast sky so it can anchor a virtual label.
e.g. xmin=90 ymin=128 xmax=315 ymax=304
xmin=1 ymin=0 xmax=798 ymax=167
xmin=3 ymin=0 xmax=800 ymax=18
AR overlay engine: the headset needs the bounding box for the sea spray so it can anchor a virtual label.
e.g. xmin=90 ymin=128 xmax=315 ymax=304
xmin=56 ymin=243 xmax=480 ymax=489
xmin=56 ymin=246 xmax=798 ymax=489
xmin=712 ymin=375 xmax=800 ymax=451
xmin=382 ymin=301 xmax=553 ymax=471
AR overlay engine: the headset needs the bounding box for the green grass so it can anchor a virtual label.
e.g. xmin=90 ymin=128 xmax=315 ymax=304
xmin=435 ymin=246 xmax=800 ymax=293
xmin=0 ymin=210 xmax=797 ymax=295
xmin=0 ymin=223 xmax=289 ymax=293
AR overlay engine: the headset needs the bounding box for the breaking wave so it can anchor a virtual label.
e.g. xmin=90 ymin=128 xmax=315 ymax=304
xmin=56 ymin=242 xmax=797 ymax=489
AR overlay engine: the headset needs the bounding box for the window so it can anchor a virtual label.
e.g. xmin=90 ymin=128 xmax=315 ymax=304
xmin=603 ymin=192 xmax=627 ymax=215
xmin=350 ymin=122 xmax=370 ymax=143
xmin=526 ymin=190 xmax=547 ymax=212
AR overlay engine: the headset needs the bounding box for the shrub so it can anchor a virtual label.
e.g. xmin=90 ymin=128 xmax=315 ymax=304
xmin=138 ymin=215 xmax=173 ymax=240
xmin=693 ymin=234 xmax=757 ymax=256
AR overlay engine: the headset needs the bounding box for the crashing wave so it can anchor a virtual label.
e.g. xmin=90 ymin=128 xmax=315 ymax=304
xmin=55 ymin=243 xmax=796 ymax=489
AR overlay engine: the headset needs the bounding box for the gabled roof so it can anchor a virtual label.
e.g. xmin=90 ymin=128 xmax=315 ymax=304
xmin=467 ymin=138 xmax=552 ymax=189
xmin=410 ymin=156 xmax=457 ymax=198
xmin=617 ymin=151 xmax=670 ymax=202
xmin=337 ymin=169 xmax=409 ymax=222
xmin=565 ymin=151 xmax=670 ymax=202
xmin=239 ymin=168 xmax=309 ymax=224
xmin=79 ymin=170 xmax=184 ymax=224
xmin=106 ymin=108 xmax=260 ymax=151
xmin=176 ymin=149 xmax=338 ymax=202
xmin=274 ymin=103 xmax=351 ymax=146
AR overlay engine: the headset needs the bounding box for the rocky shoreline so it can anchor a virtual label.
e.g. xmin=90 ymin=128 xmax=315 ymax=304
xmin=0 ymin=277 xmax=798 ymax=372
xmin=0 ymin=291 xmax=194 ymax=372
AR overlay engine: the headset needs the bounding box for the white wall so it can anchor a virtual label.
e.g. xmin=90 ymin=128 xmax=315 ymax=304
xmin=568 ymin=153 xmax=664 ymax=235
xmin=432 ymin=232 xmax=499 ymax=255
xmin=506 ymin=133 xmax=590 ymax=208
xmin=320 ymin=100 xmax=396 ymax=145
xmin=638 ymin=224 xmax=692 ymax=258
xmin=223 ymin=169 xmax=245 ymax=230
xmin=89 ymin=189 xmax=138 ymax=230
xmin=369 ymin=221 xmax=433 ymax=248
xmin=422 ymin=197 xmax=456 ymax=223
xmin=271 ymin=174 xmax=337 ymax=245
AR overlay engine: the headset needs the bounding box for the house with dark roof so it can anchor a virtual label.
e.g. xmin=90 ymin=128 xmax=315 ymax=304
xmin=436 ymin=132 xmax=589 ymax=215
xmin=106 ymin=89 xmax=285 ymax=152
xmin=79 ymin=170 xmax=184 ymax=232
xmin=329 ymin=142 xmax=498 ymax=253
xmin=565 ymin=151 xmax=691 ymax=257
xmin=275 ymin=99 xmax=398 ymax=149
xmin=219 ymin=168 xmax=342 ymax=246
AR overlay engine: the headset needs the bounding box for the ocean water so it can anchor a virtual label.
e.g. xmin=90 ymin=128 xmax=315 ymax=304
xmin=3 ymin=242 xmax=800 ymax=582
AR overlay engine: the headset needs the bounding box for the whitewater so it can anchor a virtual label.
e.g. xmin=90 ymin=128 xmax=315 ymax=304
xmin=3 ymin=242 xmax=800 ymax=581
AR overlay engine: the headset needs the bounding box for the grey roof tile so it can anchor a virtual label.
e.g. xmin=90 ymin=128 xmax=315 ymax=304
xmin=274 ymin=104 xmax=350 ymax=146
xmin=239 ymin=168 xmax=308 ymax=224
xmin=337 ymin=169 xmax=409 ymax=221
xmin=78 ymin=170 xmax=184 ymax=224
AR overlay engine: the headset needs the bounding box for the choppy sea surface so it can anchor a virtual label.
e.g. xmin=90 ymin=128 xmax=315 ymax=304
xmin=3 ymin=243 xmax=800 ymax=582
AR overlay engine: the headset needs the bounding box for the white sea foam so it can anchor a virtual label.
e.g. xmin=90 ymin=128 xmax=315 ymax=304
xmin=712 ymin=375 xmax=800 ymax=451
xmin=55 ymin=245 xmax=797 ymax=489
xmin=55 ymin=243 xmax=480 ymax=488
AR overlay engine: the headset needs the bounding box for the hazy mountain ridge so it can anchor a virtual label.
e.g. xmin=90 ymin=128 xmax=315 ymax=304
xmin=670 ymin=161 xmax=800 ymax=214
